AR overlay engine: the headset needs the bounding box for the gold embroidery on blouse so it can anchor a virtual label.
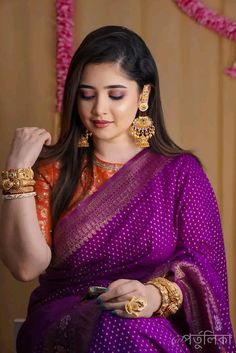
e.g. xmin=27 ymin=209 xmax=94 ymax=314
xmin=40 ymin=208 xmax=48 ymax=218
xmin=94 ymin=156 xmax=123 ymax=171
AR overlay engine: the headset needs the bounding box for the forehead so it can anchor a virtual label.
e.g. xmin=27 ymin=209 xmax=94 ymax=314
xmin=80 ymin=62 xmax=135 ymax=87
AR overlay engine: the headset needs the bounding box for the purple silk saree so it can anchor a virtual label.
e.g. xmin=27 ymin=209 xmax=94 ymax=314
xmin=17 ymin=149 xmax=235 ymax=353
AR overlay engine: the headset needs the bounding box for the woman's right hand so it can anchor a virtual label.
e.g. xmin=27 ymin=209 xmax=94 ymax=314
xmin=6 ymin=127 xmax=52 ymax=169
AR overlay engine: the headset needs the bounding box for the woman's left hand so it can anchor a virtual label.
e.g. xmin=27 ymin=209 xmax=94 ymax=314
xmin=96 ymin=279 xmax=161 ymax=318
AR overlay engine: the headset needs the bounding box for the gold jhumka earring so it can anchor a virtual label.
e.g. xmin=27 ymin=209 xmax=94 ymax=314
xmin=129 ymin=84 xmax=156 ymax=148
xmin=78 ymin=130 xmax=91 ymax=148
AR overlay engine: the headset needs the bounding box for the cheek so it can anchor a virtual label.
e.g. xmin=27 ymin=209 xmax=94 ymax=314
xmin=77 ymin=105 xmax=89 ymax=129
xmin=113 ymin=98 xmax=138 ymax=115
xmin=77 ymin=102 xmax=89 ymax=119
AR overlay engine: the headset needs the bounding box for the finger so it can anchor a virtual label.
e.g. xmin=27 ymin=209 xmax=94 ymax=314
xmin=106 ymin=292 xmax=137 ymax=303
xmin=111 ymin=309 xmax=141 ymax=319
xmin=44 ymin=138 xmax=52 ymax=146
xmin=16 ymin=127 xmax=44 ymax=133
xmin=98 ymin=291 xmax=148 ymax=311
xmin=100 ymin=280 xmax=136 ymax=302
xmin=39 ymin=131 xmax=52 ymax=145
xmin=108 ymin=279 xmax=132 ymax=290
xmin=14 ymin=127 xmax=48 ymax=137
xmin=43 ymin=133 xmax=52 ymax=146
xmin=34 ymin=128 xmax=51 ymax=138
xmin=30 ymin=127 xmax=45 ymax=131
xmin=16 ymin=127 xmax=39 ymax=130
xmin=23 ymin=127 xmax=48 ymax=135
xmin=38 ymin=129 xmax=48 ymax=135
xmin=98 ymin=300 xmax=127 ymax=311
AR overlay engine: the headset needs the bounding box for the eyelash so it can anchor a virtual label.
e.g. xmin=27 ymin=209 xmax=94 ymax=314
xmin=79 ymin=95 xmax=124 ymax=101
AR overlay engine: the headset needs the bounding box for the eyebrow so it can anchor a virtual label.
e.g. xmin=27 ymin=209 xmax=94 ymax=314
xmin=78 ymin=84 xmax=128 ymax=89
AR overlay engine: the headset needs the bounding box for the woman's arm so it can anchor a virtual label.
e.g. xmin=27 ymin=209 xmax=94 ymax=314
xmin=0 ymin=127 xmax=52 ymax=281
xmin=0 ymin=196 xmax=52 ymax=281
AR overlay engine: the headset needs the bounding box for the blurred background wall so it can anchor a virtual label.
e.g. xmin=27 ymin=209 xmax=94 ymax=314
xmin=0 ymin=1 xmax=235 ymax=352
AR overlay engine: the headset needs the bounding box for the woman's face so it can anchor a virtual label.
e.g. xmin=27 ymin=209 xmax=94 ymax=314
xmin=77 ymin=62 xmax=140 ymax=144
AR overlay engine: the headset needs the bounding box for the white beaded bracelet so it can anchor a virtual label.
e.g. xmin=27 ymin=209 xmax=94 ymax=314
xmin=2 ymin=192 xmax=36 ymax=200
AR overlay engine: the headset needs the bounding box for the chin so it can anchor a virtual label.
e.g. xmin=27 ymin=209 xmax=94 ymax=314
xmin=92 ymin=129 xmax=116 ymax=139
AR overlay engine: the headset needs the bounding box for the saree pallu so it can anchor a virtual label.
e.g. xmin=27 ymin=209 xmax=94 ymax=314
xmin=17 ymin=149 xmax=236 ymax=353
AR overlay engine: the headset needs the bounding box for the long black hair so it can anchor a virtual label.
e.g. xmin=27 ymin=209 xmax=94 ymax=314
xmin=37 ymin=25 xmax=199 ymax=227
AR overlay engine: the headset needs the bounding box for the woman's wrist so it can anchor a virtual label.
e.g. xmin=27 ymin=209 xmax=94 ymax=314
xmin=5 ymin=158 xmax=32 ymax=169
xmin=145 ymin=283 xmax=162 ymax=314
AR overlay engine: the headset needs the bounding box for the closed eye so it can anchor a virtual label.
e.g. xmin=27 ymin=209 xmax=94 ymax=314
xmin=79 ymin=94 xmax=95 ymax=100
xmin=79 ymin=94 xmax=124 ymax=100
xmin=110 ymin=95 xmax=123 ymax=100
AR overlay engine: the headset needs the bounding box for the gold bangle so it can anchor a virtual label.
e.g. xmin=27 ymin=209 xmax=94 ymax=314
xmin=146 ymin=277 xmax=183 ymax=317
xmin=1 ymin=178 xmax=35 ymax=191
xmin=1 ymin=167 xmax=35 ymax=192
xmin=1 ymin=167 xmax=34 ymax=180
xmin=162 ymin=302 xmax=180 ymax=317
xmin=156 ymin=283 xmax=170 ymax=316
xmin=3 ymin=186 xmax=35 ymax=194
xmin=2 ymin=191 xmax=36 ymax=200
xmin=170 ymin=281 xmax=183 ymax=306
xmin=153 ymin=277 xmax=183 ymax=314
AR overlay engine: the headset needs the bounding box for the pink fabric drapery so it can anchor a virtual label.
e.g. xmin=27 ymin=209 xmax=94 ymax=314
xmin=173 ymin=0 xmax=236 ymax=78
xmin=56 ymin=0 xmax=74 ymax=113
xmin=55 ymin=0 xmax=236 ymax=113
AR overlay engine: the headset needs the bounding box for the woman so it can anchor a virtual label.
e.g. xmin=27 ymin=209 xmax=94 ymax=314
xmin=0 ymin=26 xmax=235 ymax=353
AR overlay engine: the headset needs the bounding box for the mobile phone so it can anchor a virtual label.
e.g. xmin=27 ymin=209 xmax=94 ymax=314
xmin=88 ymin=286 xmax=108 ymax=297
xmin=81 ymin=286 xmax=109 ymax=301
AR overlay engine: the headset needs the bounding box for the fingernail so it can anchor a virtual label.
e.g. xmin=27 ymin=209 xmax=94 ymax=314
xmin=96 ymin=297 xmax=103 ymax=305
xmin=111 ymin=310 xmax=117 ymax=316
xmin=97 ymin=302 xmax=105 ymax=310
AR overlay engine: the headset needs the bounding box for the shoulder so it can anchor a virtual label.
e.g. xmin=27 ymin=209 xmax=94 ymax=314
xmin=150 ymin=151 xmax=213 ymax=195
xmin=168 ymin=152 xmax=202 ymax=169
xmin=153 ymin=152 xmax=204 ymax=180
xmin=35 ymin=160 xmax=61 ymax=188
xmin=149 ymin=151 xmax=203 ymax=178
xmin=166 ymin=153 xmax=216 ymax=201
xmin=169 ymin=153 xmax=204 ymax=179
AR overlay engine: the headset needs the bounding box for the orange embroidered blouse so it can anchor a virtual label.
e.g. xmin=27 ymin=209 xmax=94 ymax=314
xmin=35 ymin=157 xmax=123 ymax=247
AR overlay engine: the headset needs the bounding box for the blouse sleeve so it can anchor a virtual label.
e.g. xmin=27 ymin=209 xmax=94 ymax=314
xmin=35 ymin=163 xmax=58 ymax=247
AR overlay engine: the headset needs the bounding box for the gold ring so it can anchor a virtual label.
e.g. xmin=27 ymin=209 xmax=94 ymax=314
xmin=124 ymin=296 xmax=147 ymax=317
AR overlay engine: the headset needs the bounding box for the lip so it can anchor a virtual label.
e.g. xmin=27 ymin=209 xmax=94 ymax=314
xmin=93 ymin=120 xmax=112 ymax=124
xmin=92 ymin=120 xmax=113 ymax=128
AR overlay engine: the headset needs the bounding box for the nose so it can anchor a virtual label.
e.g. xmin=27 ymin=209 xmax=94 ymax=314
xmin=91 ymin=93 xmax=108 ymax=117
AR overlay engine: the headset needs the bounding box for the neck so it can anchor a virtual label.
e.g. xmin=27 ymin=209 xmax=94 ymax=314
xmin=93 ymin=137 xmax=143 ymax=164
